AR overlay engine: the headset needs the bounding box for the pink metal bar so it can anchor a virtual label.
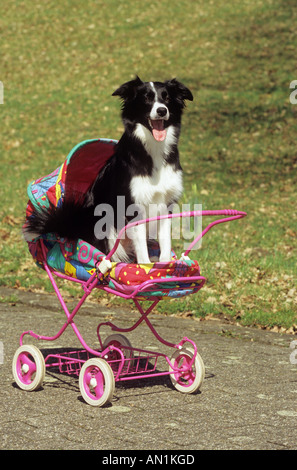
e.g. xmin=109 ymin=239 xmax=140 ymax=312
xmin=96 ymin=275 xmax=206 ymax=300
xmin=116 ymin=370 xmax=174 ymax=382
xmin=18 ymin=208 xmax=246 ymax=395
xmin=22 ymin=209 xmax=244 ymax=349
xmin=20 ymin=260 xmax=104 ymax=361
xmin=46 ymin=271 xmax=205 ymax=301
xmin=133 ymin=299 xmax=178 ymax=349
xmin=39 ymin=210 xmax=245 ymax=302
xmin=97 ymin=298 xmax=160 ymax=348
xmin=183 ymin=212 xmax=247 ymax=256
xmin=104 ymin=210 xmax=247 ymax=262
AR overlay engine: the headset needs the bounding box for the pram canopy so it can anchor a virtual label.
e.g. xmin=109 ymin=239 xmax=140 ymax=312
xmin=26 ymin=138 xmax=117 ymax=213
xmin=24 ymin=138 xmax=202 ymax=298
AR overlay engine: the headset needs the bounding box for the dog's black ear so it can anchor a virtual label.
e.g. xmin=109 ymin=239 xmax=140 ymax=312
xmin=112 ymin=76 xmax=143 ymax=100
xmin=166 ymin=78 xmax=194 ymax=103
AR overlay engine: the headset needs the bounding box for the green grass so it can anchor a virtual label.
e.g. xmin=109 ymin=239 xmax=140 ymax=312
xmin=0 ymin=0 xmax=296 ymax=331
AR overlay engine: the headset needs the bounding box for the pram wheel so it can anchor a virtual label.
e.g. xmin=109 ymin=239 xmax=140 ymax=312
xmin=79 ymin=358 xmax=115 ymax=407
xmin=12 ymin=345 xmax=46 ymax=392
xmin=102 ymin=334 xmax=134 ymax=360
xmin=169 ymin=346 xmax=205 ymax=394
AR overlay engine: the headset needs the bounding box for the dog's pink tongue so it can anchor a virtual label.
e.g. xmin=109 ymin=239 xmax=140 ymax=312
xmin=151 ymin=120 xmax=167 ymax=142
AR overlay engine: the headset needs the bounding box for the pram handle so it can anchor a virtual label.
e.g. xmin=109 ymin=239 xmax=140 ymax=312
xmin=106 ymin=210 xmax=247 ymax=261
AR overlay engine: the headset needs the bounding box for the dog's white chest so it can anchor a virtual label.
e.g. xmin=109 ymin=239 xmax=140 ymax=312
xmin=130 ymin=165 xmax=183 ymax=210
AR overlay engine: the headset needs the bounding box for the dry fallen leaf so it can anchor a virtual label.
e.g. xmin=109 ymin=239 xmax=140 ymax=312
xmin=2 ymin=215 xmax=23 ymax=226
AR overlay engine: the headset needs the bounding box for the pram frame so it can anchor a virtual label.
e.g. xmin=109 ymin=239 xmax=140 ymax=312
xmin=14 ymin=209 xmax=246 ymax=406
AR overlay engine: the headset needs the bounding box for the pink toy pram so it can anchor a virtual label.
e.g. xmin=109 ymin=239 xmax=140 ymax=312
xmin=12 ymin=139 xmax=246 ymax=406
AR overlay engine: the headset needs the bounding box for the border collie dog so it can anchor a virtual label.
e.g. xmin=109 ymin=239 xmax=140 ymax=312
xmin=26 ymin=77 xmax=193 ymax=263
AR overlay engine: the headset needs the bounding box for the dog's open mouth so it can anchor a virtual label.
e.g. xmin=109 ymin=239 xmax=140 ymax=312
xmin=149 ymin=119 xmax=167 ymax=142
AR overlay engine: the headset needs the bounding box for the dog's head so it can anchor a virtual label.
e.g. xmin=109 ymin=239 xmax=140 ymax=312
xmin=112 ymin=77 xmax=193 ymax=142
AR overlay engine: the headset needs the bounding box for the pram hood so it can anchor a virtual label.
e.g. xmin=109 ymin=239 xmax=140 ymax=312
xmin=26 ymin=138 xmax=118 ymax=213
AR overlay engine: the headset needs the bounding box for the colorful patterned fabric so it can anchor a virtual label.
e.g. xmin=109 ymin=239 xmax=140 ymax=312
xmin=27 ymin=236 xmax=201 ymax=298
xmin=108 ymin=257 xmax=201 ymax=298
xmin=27 ymin=235 xmax=105 ymax=280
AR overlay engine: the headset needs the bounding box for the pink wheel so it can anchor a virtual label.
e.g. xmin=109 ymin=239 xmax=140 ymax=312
xmin=79 ymin=358 xmax=115 ymax=407
xmin=169 ymin=346 xmax=205 ymax=393
xmin=12 ymin=345 xmax=45 ymax=391
xmin=102 ymin=334 xmax=134 ymax=361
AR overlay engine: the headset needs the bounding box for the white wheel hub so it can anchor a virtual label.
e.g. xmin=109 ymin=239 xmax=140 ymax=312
xmin=89 ymin=378 xmax=97 ymax=388
xmin=21 ymin=364 xmax=30 ymax=374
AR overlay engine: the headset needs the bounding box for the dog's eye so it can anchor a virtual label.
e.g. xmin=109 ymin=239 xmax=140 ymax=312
xmin=161 ymin=91 xmax=169 ymax=102
xmin=145 ymin=91 xmax=155 ymax=101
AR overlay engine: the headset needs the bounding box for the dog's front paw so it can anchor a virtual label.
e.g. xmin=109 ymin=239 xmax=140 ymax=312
xmin=158 ymin=255 xmax=171 ymax=263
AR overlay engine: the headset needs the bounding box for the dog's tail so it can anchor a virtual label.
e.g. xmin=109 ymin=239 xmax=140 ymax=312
xmin=23 ymin=200 xmax=92 ymax=242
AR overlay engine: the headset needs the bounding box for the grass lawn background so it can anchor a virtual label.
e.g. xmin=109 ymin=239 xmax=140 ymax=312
xmin=0 ymin=0 xmax=296 ymax=331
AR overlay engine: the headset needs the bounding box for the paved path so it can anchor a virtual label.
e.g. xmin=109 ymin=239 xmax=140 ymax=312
xmin=0 ymin=286 xmax=296 ymax=450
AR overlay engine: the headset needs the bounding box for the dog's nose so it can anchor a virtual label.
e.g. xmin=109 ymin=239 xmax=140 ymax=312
xmin=157 ymin=107 xmax=167 ymax=117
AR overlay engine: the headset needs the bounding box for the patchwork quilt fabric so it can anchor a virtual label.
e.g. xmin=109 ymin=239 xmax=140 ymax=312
xmin=27 ymin=236 xmax=202 ymax=298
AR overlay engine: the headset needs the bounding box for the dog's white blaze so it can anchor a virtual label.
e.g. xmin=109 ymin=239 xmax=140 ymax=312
xmin=149 ymin=82 xmax=169 ymax=120
xmin=150 ymin=81 xmax=157 ymax=97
